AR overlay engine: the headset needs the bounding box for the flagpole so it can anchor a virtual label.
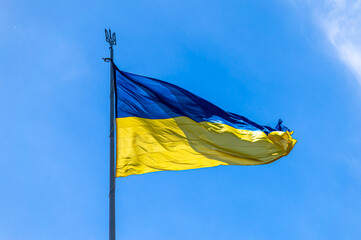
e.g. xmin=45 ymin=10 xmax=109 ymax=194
xmin=104 ymin=28 xmax=116 ymax=240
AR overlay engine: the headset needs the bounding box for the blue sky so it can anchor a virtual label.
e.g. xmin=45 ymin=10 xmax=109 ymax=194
xmin=1 ymin=0 xmax=361 ymax=239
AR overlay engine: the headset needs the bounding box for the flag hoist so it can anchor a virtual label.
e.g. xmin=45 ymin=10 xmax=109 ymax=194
xmin=104 ymin=28 xmax=297 ymax=240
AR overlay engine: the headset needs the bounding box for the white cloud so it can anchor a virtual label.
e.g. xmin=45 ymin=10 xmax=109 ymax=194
xmin=315 ymin=0 xmax=361 ymax=84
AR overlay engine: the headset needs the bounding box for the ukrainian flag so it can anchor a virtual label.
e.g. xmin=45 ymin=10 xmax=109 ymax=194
xmin=114 ymin=65 xmax=296 ymax=177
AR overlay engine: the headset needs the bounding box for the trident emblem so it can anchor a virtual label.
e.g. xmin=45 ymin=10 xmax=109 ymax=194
xmin=103 ymin=28 xmax=116 ymax=62
xmin=105 ymin=28 xmax=116 ymax=47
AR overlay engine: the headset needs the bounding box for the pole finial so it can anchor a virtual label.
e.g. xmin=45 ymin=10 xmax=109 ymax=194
xmin=105 ymin=28 xmax=116 ymax=47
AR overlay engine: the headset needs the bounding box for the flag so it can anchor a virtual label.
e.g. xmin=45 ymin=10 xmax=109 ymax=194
xmin=114 ymin=64 xmax=297 ymax=177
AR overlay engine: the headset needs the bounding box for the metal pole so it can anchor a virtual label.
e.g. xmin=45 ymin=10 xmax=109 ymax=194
xmin=104 ymin=28 xmax=117 ymax=240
